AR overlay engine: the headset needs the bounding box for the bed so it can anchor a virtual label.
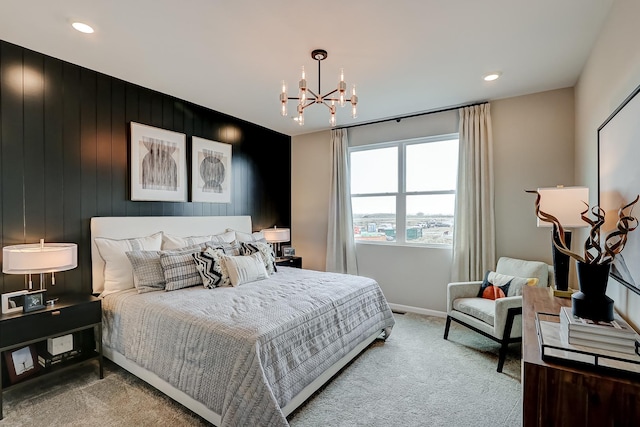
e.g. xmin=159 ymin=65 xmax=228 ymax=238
xmin=90 ymin=216 xmax=395 ymax=427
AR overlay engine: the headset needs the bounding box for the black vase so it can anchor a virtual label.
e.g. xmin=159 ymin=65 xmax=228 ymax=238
xmin=571 ymin=261 xmax=614 ymax=321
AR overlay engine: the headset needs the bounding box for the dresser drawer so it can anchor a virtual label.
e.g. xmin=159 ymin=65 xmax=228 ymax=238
xmin=0 ymin=298 xmax=101 ymax=349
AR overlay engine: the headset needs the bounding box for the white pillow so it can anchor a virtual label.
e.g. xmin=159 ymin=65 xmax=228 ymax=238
xmin=161 ymin=230 xmax=236 ymax=250
xmin=230 ymin=229 xmax=265 ymax=242
xmin=222 ymin=252 xmax=268 ymax=286
xmin=162 ymin=234 xmax=213 ymax=250
xmin=211 ymin=230 xmax=237 ymax=243
xmin=95 ymin=232 xmax=163 ymax=296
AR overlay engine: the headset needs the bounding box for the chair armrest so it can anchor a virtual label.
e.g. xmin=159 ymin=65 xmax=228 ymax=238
xmin=447 ymin=281 xmax=482 ymax=313
xmin=494 ymin=296 xmax=522 ymax=337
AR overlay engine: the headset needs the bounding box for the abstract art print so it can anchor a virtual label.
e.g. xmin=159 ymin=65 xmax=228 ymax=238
xmin=598 ymin=83 xmax=640 ymax=296
xmin=130 ymin=122 xmax=187 ymax=202
xmin=191 ymin=136 xmax=232 ymax=203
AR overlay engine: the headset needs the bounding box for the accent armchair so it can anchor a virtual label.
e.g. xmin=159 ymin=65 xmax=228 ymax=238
xmin=443 ymin=257 xmax=553 ymax=372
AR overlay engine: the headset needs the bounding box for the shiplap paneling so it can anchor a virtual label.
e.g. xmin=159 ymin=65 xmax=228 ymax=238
xmin=0 ymin=40 xmax=291 ymax=295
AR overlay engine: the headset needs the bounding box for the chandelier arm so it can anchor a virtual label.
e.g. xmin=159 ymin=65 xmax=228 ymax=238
xmin=307 ymin=88 xmax=319 ymax=100
xmin=300 ymin=100 xmax=316 ymax=110
xmin=321 ymin=89 xmax=338 ymax=99
xmin=321 ymin=101 xmax=334 ymax=110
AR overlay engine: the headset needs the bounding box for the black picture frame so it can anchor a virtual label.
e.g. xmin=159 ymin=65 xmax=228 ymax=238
xmin=282 ymin=246 xmax=295 ymax=258
xmin=598 ymin=82 xmax=640 ymax=296
xmin=23 ymin=290 xmax=46 ymax=313
xmin=4 ymin=345 xmax=40 ymax=384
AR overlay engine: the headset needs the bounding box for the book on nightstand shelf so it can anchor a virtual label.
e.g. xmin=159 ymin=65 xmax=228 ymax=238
xmin=34 ymin=339 xmax=84 ymax=368
xmin=559 ymin=307 xmax=639 ymax=354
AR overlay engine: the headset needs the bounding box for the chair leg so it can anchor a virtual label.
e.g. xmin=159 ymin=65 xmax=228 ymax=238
xmin=497 ymin=341 xmax=509 ymax=372
xmin=496 ymin=307 xmax=522 ymax=372
xmin=444 ymin=315 xmax=452 ymax=339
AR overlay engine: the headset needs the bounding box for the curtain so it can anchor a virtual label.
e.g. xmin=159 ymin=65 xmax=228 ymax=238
xmin=326 ymin=129 xmax=358 ymax=274
xmin=451 ymin=103 xmax=496 ymax=281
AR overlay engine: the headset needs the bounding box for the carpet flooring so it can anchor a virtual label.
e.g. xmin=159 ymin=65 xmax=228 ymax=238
xmin=1 ymin=313 xmax=522 ymax=426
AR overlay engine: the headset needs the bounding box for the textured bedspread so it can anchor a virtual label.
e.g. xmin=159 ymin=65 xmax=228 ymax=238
xmin=102 ymin=267 xmax=395 ymax=427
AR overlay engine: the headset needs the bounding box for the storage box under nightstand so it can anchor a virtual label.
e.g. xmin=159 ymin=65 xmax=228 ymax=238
xmin=47 ymin=334 xmax=73 ymax=356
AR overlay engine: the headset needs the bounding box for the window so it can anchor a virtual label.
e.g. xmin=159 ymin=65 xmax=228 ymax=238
xmin=350 ymin=134 xmax=459 ymax=245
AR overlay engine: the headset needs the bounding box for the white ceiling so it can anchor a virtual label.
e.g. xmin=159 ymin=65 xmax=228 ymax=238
xmin=0 ymin=0 xmax=614 ymax=137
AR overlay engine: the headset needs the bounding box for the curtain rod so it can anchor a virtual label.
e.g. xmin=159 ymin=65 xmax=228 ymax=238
xmin=335 ymin=100 xmax=488 ymax=130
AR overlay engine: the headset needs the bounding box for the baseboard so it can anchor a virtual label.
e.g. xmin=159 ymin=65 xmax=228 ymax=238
xmin=388 ymin=303 xmax=446 ymax=318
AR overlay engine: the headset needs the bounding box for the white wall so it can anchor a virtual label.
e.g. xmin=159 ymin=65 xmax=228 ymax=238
xmin=292 ymin=90 xmax=575 ymax=314
xmin=492 ymin=88 xmax=576 ymax=266
xmin=574 ymin=0 xmax=640 ymax=329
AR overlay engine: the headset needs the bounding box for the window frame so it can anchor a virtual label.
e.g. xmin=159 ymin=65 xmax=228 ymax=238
xmin=349 ymin=133 xmax=459 ymax=247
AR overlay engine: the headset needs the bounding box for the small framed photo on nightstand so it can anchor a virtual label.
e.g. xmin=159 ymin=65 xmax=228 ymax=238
xmin=5 ymin=345 xmax=39 ymax=384
xmin=23 ymin=290 xmax=46 ymax=313
xmin=1 ymin=290 xmax=29 ymax=314
xmin=282 ymin=246 xmax=295 ymax=258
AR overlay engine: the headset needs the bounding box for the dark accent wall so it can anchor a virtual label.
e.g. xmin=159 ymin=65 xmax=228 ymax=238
xmin=0 ymin=40 xmax=291 ymax=295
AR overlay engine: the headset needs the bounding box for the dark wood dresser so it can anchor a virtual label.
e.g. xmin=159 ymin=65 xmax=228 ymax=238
xmin=522 ymin=286 xmax=640 ymax=426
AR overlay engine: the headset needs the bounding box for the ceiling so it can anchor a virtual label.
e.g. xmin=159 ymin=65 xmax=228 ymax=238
xmin=0 ymin=0 xmax=614 ymax=137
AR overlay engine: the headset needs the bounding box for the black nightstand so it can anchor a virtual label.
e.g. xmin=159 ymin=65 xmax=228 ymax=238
xmin=276 ymin=256 xmax=302 ymax=269
xmin=0 ymin=294 xmax=103 ymax=419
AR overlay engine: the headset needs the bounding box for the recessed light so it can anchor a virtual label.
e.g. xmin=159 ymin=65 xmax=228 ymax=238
xmin=483 ymin=72 xmax=502 ymax=82
xmin=72 ymin=22 xmax=94 ymax=34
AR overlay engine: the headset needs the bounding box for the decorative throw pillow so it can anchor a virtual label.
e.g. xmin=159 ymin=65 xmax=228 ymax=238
xmin=477 ymin=270 xmax=539 ymax=300
xmin=126 ymin=244 xmax=203 ymax=293
xmin=222 ymin=252 xmax=269 ymax=286
xmin=95 ymin=232 xmax=163 ymax=295
xmin=194 ymin=247 xmax=231 ymax=288
xmin=240 ymin=241 xmax=277 ymax=274
xmin=126 ymin=250 xmax=166 ymax=293
xmin=160 ymin=248 xmax=207 ymax=291
xmin=205 ymin=240 xmax=241 ymax=256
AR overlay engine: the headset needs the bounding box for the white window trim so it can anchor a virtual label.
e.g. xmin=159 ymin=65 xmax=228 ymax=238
xmin=350 ymin=133 xmax=458 ymax=247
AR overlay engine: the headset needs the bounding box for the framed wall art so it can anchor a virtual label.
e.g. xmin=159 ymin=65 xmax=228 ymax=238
xmin=191 ymin=136 xmax=232 ymax=203
xmin=130 ymin=122 xmax=187 ymax=202
xmin=598 ymin=82 xmax=640 ymax=296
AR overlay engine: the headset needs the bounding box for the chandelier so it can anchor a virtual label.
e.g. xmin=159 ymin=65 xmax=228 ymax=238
xmin=280 ymin=49 xmax=358 ymax=127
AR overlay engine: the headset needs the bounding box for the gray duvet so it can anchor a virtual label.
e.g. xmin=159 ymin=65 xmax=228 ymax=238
xmin=102 ymin=267 xmax=395 ymax=426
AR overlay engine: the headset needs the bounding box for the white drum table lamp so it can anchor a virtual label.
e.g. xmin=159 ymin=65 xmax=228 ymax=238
xmin=2 ymin=239 xmax=78 ymax=290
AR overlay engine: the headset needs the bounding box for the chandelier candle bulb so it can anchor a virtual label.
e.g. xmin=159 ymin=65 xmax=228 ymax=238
xmin=280 ymin=81 xmax=288 ymax=116
xmin=351 ymin=84 xmax=358 ymax=118
xmin=339 ymin=68 xmax=346 ymax=106
xmin=298 ymin=66 xmax=307 ymax=104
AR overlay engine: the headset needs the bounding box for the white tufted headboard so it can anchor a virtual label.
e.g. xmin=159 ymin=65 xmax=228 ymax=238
xmin=90 ymin=216 xmax=252 ymax=294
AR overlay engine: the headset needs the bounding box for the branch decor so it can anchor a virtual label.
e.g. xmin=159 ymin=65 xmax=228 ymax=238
xmin=526 ymin=190 xmax=639 ymax=265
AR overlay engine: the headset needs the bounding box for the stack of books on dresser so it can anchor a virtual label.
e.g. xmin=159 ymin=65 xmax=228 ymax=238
xmin=559 ymin=307 xmax=639 ymax=355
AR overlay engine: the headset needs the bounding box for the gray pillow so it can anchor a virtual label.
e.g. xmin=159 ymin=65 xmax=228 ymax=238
xmin=126 ymin=244 xmax=203 ymax=293
xmin=160 ymin=249 xmax=205 ymax=291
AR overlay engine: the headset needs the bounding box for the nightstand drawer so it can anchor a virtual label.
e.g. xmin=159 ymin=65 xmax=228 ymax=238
xmin=0 ymin=297 xmax=101 ymax=349
xmin=276 ymin=256 xmax=302 ymax=269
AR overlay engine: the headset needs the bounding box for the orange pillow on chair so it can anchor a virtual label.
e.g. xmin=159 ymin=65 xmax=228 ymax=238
xmin=477 ymin=270 xmax=539 ymax=300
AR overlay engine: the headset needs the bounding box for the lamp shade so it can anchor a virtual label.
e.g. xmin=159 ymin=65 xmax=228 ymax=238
xmin=261 ymin=227 xmax=290 ymax=243
xmin=536 ymin=186 xmax=589 ymax=228
xmin=3 ymin=242 xmax=77 ymax=274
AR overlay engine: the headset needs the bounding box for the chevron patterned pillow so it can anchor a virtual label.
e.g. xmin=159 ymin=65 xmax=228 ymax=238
xmin=193 ymin=248 xmax=230 ymax=288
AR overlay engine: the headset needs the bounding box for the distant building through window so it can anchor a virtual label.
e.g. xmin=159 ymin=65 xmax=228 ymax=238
xmin=350 ymin=134 xmax=459 ymax=246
